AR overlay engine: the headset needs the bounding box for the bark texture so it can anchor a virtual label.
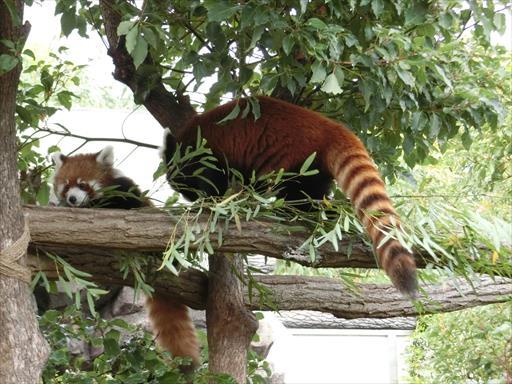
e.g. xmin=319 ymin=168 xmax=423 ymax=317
xmin=206 ymin=254 xmax=258 ymax=382
xmin=98 ymin=0 xmax=196 ymax=133
xmin=27 ymin=244 xmax=512 ymax=318
xmin=0 ymin=2 xmax=49 ymax=382
xmin=24 ymin=205 xmax=427 ymax=269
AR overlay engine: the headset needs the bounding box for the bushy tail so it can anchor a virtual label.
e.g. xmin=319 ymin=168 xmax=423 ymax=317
xmin=146 ymin=295 xmax=200 ymax=372
xmin=327 ymin=148 xmax=417 ymax=296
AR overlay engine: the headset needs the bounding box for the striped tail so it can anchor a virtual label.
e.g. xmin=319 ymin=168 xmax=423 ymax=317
xmin=328 ymin=148 xmax=418 ymax=296
xmin=146 ymin=295 xmax=200 ymax=372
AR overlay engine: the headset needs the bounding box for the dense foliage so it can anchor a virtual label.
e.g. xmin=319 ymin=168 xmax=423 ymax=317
xmin=40 ymin=307 xmax=270 ymax=383
xmin=406 ymin=302 xmax=512 ymax=383
xmin=53 ymin=0 xmax=510 ymax=178
xmin=3 ymin=0 xmax=510 ymax=381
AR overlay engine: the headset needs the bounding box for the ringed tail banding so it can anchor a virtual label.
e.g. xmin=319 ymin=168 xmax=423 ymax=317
xmin=329 ymin=148 xmax=418 ymax=295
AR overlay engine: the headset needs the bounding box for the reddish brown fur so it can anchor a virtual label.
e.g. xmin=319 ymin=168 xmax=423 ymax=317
xmin=52 ymin=154 xmax=116 ymax=200
xmin=52 ymin=151 xmax=201 ymax=367
xmin=146 ymin=295 xmax=200 ymax=371
xmin=174 ymin=96 xmax=417 ymax=294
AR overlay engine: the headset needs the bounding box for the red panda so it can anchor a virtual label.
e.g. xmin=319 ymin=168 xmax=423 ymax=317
xmin=50 ymin=146 xmax=200 ymax=370
xmin=163 ymin=96 xmax=418 ymax=295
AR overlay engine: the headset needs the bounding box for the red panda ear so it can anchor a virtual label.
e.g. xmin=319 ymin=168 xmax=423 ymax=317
xmin=51 ymin=152 xmax=67 ymax=170
xmin=96 ymin=146 xmax=114 ymax=166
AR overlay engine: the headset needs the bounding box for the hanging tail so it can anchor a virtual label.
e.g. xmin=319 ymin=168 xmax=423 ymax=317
xmin=327 ymin=145 xmax=417 ymax=296
xmin=146 ymin=295 xmax=200 ymax=372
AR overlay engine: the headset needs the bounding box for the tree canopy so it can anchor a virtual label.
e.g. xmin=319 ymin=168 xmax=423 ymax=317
xmin=0 ymin=0 xmax=510 ymax=381
xmin=47 ymin=0 xmax=511 ymax=177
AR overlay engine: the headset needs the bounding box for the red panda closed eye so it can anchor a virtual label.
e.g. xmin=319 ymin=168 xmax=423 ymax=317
xmin=162 ymin=96 xmax=418 ymax=296
xmin=50 ymin=146 xmax=201 ymax=371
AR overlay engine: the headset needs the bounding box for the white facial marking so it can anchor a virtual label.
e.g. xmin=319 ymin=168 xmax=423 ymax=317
xmin=89 ymin=179 xmax=103 ymax=197
xmin=51 ymin=152 xmax=66 ymax=171
xmin=96 ymin=146 xmax=114 ymax=166
xmin=66 ymin=186 xmax=90 ymax=207
xmin=56 ymin=183 xmax=65 ymax=196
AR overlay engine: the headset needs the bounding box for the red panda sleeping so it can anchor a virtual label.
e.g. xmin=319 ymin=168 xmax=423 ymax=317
xmin=163 ymin=96 xmax=418 ymax=295
xmin=50 ymin=146 xmax=201 ymax=370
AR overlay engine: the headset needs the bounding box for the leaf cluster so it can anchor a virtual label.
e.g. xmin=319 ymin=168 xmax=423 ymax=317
xmin=39 ymin=306 xmax=271 ymax=383
xmin=16 ymin=47 xmax=83 ymax=205
xmin=405 ymin=302 xmax=512 ymax=383
xmin=54 ymin=0 xmax=511 ymax=176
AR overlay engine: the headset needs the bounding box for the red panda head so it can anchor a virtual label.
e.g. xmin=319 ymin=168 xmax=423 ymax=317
xmin=51 ymin=146 xmax=116 ymax=207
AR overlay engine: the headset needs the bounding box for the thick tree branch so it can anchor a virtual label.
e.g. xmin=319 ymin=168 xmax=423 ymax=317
xmin=28 ymin=246 xmax=512 ymax=318
xmin=98 ymin=0 xmax=196 ymax=133
xmin=24 ymin=205 xmax=426 ymax=269
xmin=24 ymin=206 xmax=511 ymax=318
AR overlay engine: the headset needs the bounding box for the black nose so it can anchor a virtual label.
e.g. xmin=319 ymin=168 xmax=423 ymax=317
xmin=68 ymin=196 xmax=77 ymax=204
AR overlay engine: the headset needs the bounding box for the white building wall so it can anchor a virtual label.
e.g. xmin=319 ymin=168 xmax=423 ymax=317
xmin=268 ymin=327 xmax=412 ymax=384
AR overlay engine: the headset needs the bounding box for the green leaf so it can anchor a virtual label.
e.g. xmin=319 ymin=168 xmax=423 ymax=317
xmin=429 ymin=114 xmax=441 ymax=138
xmin=247 ymin=97 xmax=261 ymax=120
xmin=405 ymin=2 xmax=426 ymax=26
xmin=61 ymin=11 xmax=76 ymax=37
xmin=22 ymin=49 xmax=35 ymax=59
xmin=16 ymin=105 xmax=33 ymax=124
xmin=205 ymin=0 xmax=240 ymax=22
xmin=217 ymin=103 xmax=241 ymax=124
xmin=433 ymin=64 xmax=452 ymax=88
xmin=57 ymin=91 xmax=74 ymax=110
xmin=461 ymin=129 xmax=472 ymax=150
xmin=334 ymin=67 xmax=344 ymax=86
xmin=439 ymin=13 xmax=453 ymax=29
xmin=395 ymin=67 xmax=415 ymax=87
xmin=117 ymin=20 xmax=135 ymax=36
xmin=125 ymin=24 xmax=139 ymax=54
xmin=306 ymin=18 xmax=327 ymax=30
xmin=310 ymin=61 xmax=326 ymax=83
xmin=321 ymin=72 xmax=343 ymax=94
xmin=300 ymin=152 xmax=317 ymax=175
xmin=142 ymin=27 xmax=158 ymax=49
xmin=0 ymin=54 xmax=18 ymax=74
xmin=371 ymin=0 xmax=384 ymax=17
xmin=131 ymin=36 xmax=148 ymax=68
xmin=248 ymin=25 xmax=264 ymax=51
xmin=282 ymin=35 xmax=294 ymax=55
xmin=103 ymin=337 xmax=121 ymax=357
xmin=36 ymin=183 xmax=50 ymax=206
xmin=403 ymin=134 xmax=414 ymax=153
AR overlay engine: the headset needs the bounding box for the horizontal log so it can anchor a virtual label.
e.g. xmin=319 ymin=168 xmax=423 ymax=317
xmin=25 ymin=205 xmax=510 ymax=318
xmin=27 ymin=246 xmax=512 ymax=318
xmin=24 ymin=205 xmax=426 ymax=269
xmin=246 ymin=275 xmax=512 ymax=318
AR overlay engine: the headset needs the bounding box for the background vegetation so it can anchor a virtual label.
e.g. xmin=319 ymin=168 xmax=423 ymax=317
xmin=5 ymin=0 xmax=511 ymax=382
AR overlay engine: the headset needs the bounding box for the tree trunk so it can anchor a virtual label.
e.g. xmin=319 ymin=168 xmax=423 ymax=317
xmin=0 ymin=2 xmax=49 ymax=382
xmin=206 ymin=254 xmax=258 ymax=382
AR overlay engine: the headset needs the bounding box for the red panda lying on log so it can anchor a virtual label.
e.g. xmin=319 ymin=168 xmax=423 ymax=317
xmin=162 ymin=96 xmax=417 ymax=296
xmin=50 ymin=146 xmax=200 ymax=371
